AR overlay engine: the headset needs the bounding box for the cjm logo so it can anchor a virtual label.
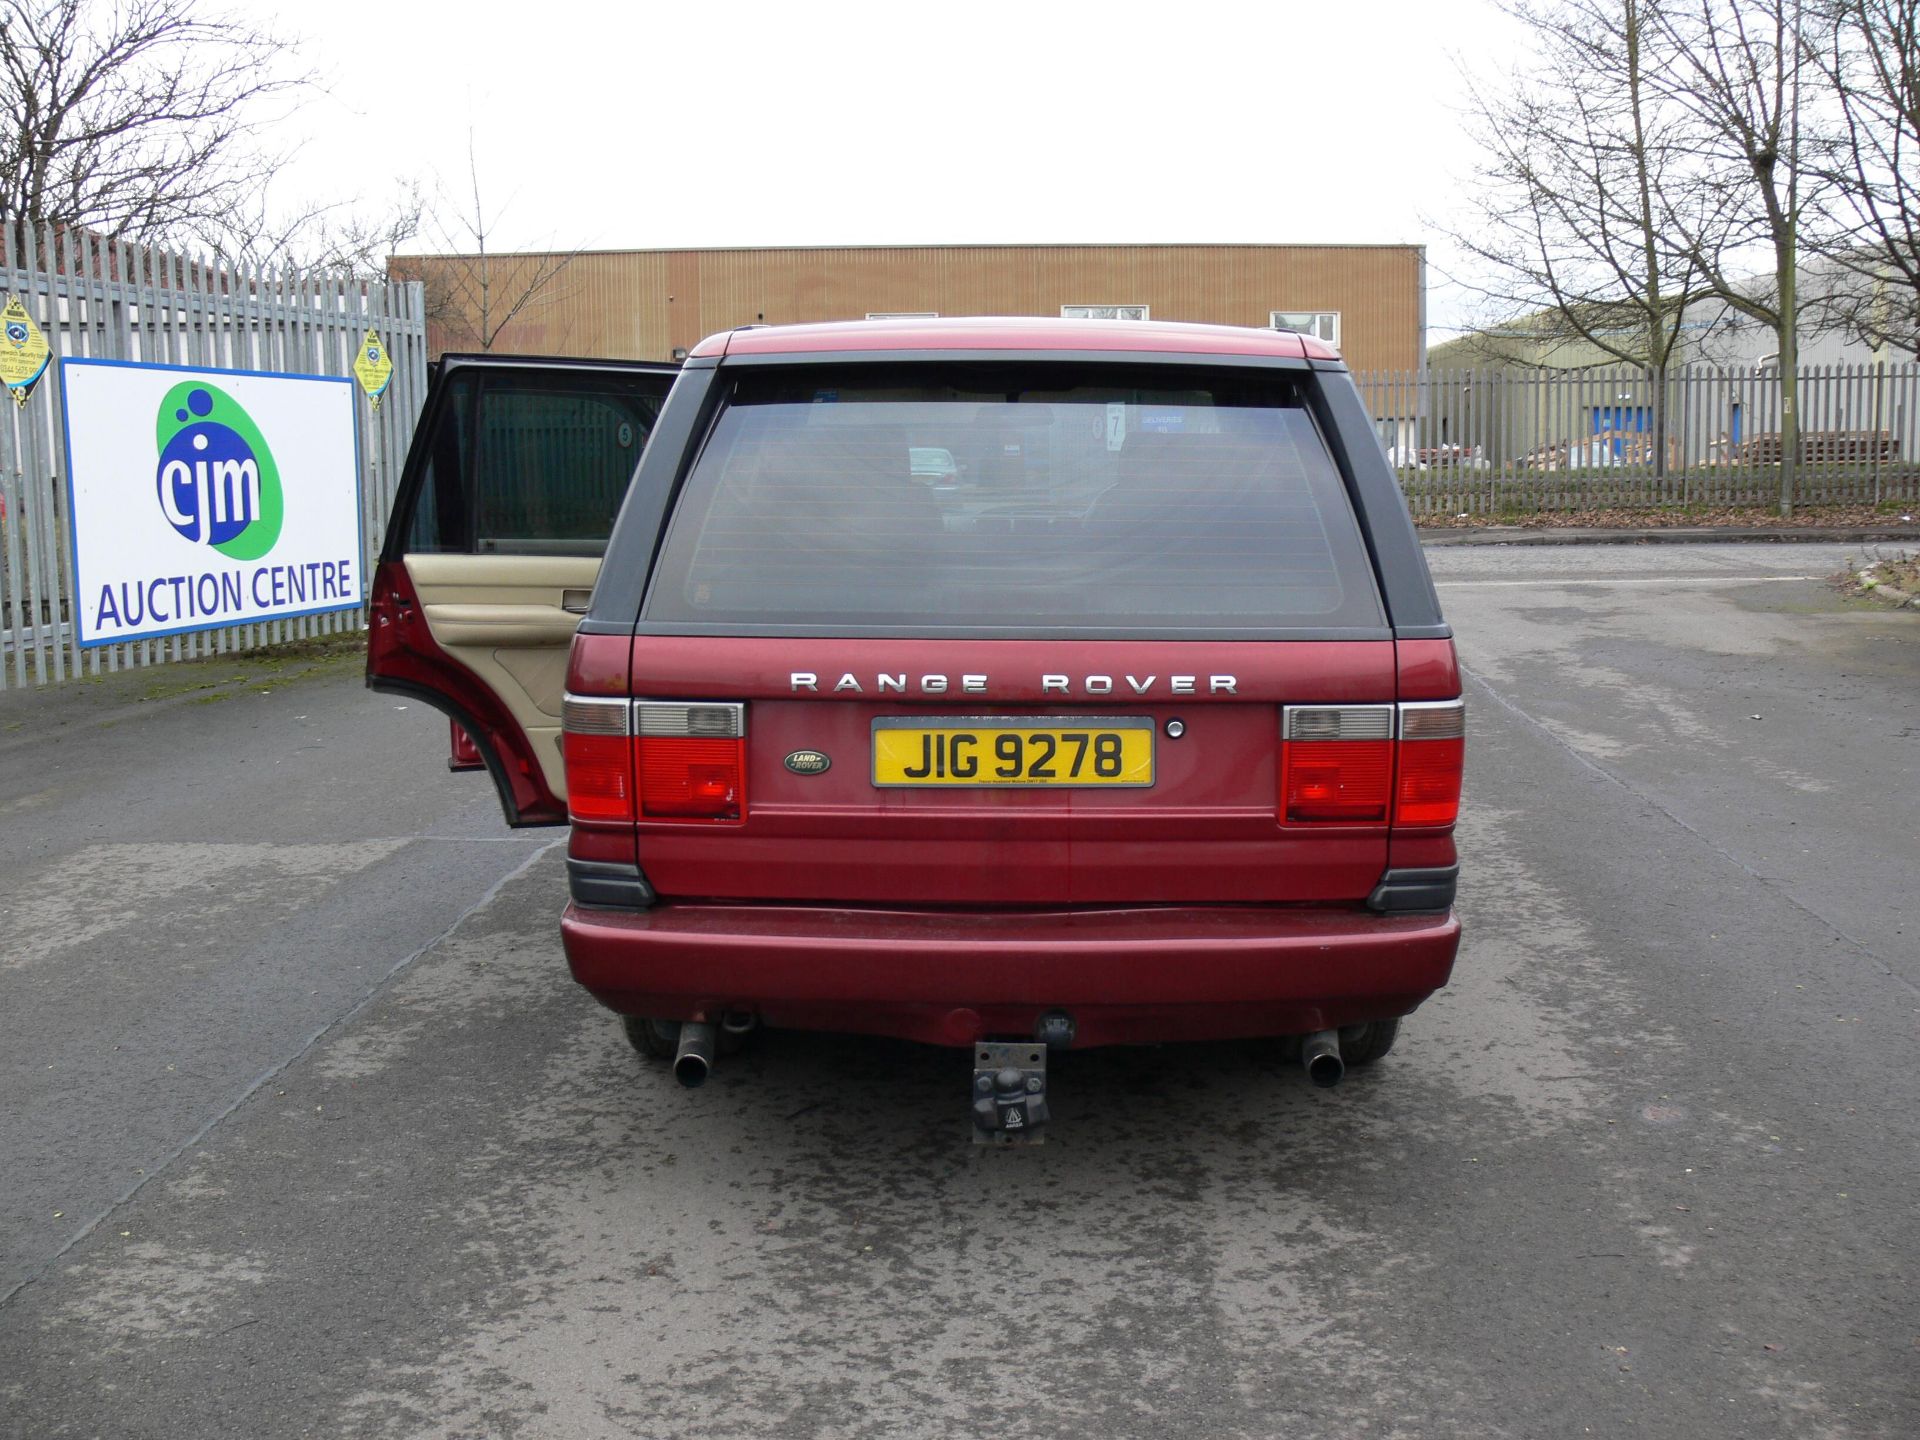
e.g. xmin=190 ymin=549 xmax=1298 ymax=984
xmin=160 ymin=439 xmax=259 ymax=543
xmin=5 ymin=321 xmax=27 ymax=347
xmin=153 ymin=382 xmax=285 ymax=561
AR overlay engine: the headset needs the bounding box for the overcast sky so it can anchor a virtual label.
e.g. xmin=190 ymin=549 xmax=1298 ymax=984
xmin=241 ymin=0 xmax=1522 ymax=337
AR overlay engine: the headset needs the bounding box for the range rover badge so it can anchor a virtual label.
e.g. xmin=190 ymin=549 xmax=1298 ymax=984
xmin=784 ymin=749 xmax=832 ymax=776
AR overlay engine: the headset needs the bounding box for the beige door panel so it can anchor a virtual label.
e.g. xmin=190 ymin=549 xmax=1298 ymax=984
xmin=493 ymin=648 xmax=571 ymax=709
xmin=405 ymin=553 xmax=603 ymax=797
xmin=416 ymin=604 xmax=580 ymax=647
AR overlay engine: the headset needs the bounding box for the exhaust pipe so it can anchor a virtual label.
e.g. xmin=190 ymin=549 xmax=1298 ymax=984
xmin=719 ymin=1009 xmax=759 ymax=1037
xmin=1301 ymin=1029 xmax=1344 ymax=1089
xmin=674 ymin=1021 xmax=717 ymax=1088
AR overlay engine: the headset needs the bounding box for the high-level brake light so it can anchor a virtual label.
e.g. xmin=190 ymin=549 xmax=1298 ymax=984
xmin=1280 ymin=701 xmax=1464 ymax=827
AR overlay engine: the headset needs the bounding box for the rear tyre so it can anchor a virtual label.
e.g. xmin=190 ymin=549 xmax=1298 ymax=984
xmin=1338 ymin=1018 xmax=1400 ymax=1067
xmin=621 ymin=1015 xmax=680 ymax=1061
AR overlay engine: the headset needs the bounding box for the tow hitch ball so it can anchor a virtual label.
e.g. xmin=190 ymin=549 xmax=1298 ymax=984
xmin=972 ymin=1042 xmax=1049 ymax=1143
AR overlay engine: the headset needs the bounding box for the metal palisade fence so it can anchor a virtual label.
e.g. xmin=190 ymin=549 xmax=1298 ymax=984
xmin=0 ymin=222 xmax=426 ymax=690
xmin=1356 ymin=363 xmax=1920 ymax=518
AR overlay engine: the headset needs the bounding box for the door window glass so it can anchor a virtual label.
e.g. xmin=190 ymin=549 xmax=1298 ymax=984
xmin=403 ymin=372 xmax=473 ymax=553
xmin=472 ymin=382 xmax=662 ymax=555
xmin=401 ymin=372 xmax=665 ymax=557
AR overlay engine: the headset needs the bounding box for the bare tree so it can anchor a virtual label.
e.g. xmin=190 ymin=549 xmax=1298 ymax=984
xmin=1447 ymin=0 xmax=1721 ymax=473
xmin=0 ymin=0 xmax=303 ymax=244
xmin=1452 ymin=0 xmax=1855 ymax=511
xmin=1807 ymin=0 xmax=1920 ymax=354
xmin=398 ymin=135 xmax=578 ymax=354
xmin=194 ymin=178 xmax=426 ymax=282
xmin=1452 ymin=2 xmax=1705 ymax=364
xmin=1644 ymin=0 xmax=1831 ymax=512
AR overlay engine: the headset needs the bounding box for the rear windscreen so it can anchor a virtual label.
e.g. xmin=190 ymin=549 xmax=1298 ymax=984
xmin=641 ymin=365 xmax=1385 ymax=634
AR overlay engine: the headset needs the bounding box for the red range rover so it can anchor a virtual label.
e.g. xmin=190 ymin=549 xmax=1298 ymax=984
xmin=369 ymin=318 xmax=1462 ymax=1136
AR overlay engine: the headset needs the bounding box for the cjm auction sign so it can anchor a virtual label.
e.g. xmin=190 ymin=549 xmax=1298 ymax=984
xmin=61 ymin=359 xmax=362 ymax=646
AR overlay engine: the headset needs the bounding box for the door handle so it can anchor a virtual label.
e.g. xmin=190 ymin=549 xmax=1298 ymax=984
xmin=560 ymin=589 xmax=592 ymax=615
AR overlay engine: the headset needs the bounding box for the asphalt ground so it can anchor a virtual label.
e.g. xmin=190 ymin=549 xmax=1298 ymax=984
xmin=1 ymin=543 xmax=1915 ymax=1439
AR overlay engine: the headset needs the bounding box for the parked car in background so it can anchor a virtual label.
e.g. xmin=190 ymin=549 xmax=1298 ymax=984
xmin=908 ymin=445 xmax=963 ymax=489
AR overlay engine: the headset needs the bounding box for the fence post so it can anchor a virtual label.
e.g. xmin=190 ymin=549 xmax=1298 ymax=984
xmin=1871 ymin=359 xmax=1884 ymax=504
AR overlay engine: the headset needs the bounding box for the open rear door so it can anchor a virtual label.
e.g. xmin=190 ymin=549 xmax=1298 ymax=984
xmin=367 ymin=355 xmax=678 ymax=826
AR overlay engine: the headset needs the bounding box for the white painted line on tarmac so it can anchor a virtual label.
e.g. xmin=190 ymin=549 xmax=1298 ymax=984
xmin=378 ymin=835 xmax=554 ymax=845
xmin=1435 ymin=575 xmax=1820 ymax=588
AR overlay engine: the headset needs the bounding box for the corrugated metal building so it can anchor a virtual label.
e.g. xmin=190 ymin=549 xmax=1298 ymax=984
xmin=390 ymin=243 xmax=1426 ymax=372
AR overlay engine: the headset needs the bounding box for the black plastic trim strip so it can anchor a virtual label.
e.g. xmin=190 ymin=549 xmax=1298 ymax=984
xmin=586 ymin=365 xmax=724 ymax=627
xmin=574 ymin=617 xmax=635 ymax=638
xmin=1306 ymin=371 xmax=1449 ymax=636
xmin=1366 ymin=865 xmax=1459 ymax=914
xmin=567 ymin=858 xmax=657 ymax=910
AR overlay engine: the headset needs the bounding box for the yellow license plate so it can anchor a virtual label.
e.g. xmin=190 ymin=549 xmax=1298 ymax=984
xmin=871 ymin=717 xmax=1155 ymax=787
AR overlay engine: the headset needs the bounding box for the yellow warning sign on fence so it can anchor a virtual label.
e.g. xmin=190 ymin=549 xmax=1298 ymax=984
xmin=352 ymin=327 xmax=394 ymax=409
xmin=1 ymin=295 xmax=50 ymax=407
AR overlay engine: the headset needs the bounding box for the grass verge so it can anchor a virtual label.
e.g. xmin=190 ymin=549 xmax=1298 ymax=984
xmin=1418 ymin=502 xmax=1918 ymax=530
xmin=1833 ymin=550 xmax=1920 ymax=608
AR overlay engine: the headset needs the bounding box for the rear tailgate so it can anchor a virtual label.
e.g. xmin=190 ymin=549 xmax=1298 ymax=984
xmin=582 ymin=355 xmax=1418 ymax=908
xmin=614 ymin=637 xmax=1395 ymax=904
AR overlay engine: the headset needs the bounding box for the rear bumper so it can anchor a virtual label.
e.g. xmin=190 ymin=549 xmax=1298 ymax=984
xmin=562 ymin=901 xmax=1460 ymax=1048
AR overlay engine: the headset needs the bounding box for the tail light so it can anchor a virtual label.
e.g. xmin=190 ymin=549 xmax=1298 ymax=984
xmin=562 ymin=698 xmax=747 ymax=823
xmin=636 ymin=701 xmax=745 ymax=821
xmin=562 ymin=696 xmax=635 ymax=822
xmin=1395 ymin=700 xmax=1466 ymax=826
xmin=1282 ymin=706 xmax=1393 ymax=821
xmin=1281 ymin=700 xmax=1464 ymax=827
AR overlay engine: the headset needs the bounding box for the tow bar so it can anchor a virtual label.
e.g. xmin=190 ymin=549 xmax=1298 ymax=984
xmin=972 ymin=1042 xmax=1050 ymax=1145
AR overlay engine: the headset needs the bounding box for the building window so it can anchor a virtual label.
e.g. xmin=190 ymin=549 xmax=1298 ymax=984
xmin=866 ymin=312 xmax=939 ymax=319
xmin=1272 ymin=311 xmax=1340 ymax=345
xmin=1061 ymin=304 xmax=1149 ymax=321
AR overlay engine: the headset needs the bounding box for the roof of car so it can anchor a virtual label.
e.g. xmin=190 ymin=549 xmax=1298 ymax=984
xmin=688 ymin=315 xmax=1339 ymax=362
